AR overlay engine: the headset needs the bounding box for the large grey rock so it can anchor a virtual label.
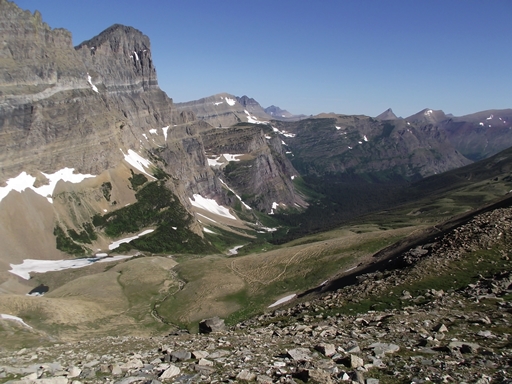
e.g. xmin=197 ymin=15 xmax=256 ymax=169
xmin=369 ymin=343 xmax=400 ymax=357
xmin=199 ymin=317 xmax=226 ymax=333
xmin=287 ymin=348 xmax=312 ymax=362
xmin=159 ymin=364 xmax=180 ymax=379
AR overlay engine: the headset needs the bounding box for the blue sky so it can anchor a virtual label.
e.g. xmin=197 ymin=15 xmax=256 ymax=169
xmin=14 ymin=0 xmax=512 ymax=117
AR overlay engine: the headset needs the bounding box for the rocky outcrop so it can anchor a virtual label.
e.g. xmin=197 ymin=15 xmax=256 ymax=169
xmin=201 ymin=123 xmax=305 ymax=212
xmin=439 ymin=109 xmax=512 ymax=161
xmin=174 ymin=93 xmax=272 ymax=128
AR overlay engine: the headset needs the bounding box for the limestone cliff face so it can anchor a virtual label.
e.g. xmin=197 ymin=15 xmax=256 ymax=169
xmin=0 ymin=1 xmax=302 ymax=264
xmin=200 ymin=123 xmax=305 ymax=211
xmin=273 ymin=114 xmax=472 ymax=181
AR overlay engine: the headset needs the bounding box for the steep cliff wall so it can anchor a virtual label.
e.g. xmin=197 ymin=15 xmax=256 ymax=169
xmin=0 ymin=1 xmax=302 ymax=273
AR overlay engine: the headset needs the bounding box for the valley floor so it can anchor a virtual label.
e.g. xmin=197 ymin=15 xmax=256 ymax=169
xmin=0 ymin=207 xmax=511 ymax=383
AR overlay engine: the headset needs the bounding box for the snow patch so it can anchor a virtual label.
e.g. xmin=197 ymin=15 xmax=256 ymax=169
xmin=133 ymin=51 xmax=139 ymax=61
xmin=162 ymin=126 xmax=169 ymax=141
xmin=121 ymin=149 xmax=154 ymax=177
xmin=0 ymin=168 xmax=95 ymax=204
xmin=479 ymin=122 xmax=484 ymax=126
xmin=424 ymin=109 xmax=433 ymax=116
xmin=214 ymin=101 xmax=223 ymax=106
xmin=87 ymin=73 xmax=98 ymax=93
xmin=268 ymin=294 xmax=296 ymax=308
xmin=269 ymin=201 xmax=279 ymax=215
xmin=190 ymin=194 xmax=237 ymax=220
xmin=109 ymin=229 xmax=155 ymax=250
xmin=229 ymin=245 xmax=244 ymax=255
xmin=0 ymin=314 xmax=32 ymax=329
xmin=363 ymin=135 xmax=368 ymax=142
xmin=486 ymin=114 xmax=493 ymax=120
xmin=9 ymin=255 xmax=136 ymax=280
xmin=225 ymin=97 xmax=236 ymax=106
xmin=203 ymin=228 xmax=216 ymax=234
xmin=149 ymin=129 xmax=158 ymax=135
xmin=245 ymin=110 xmax=268 ymax=125
xmin=207 ymin=154 xmax=244 ymax=167
xmin=335 ymin=126 xmax=341 ymax=130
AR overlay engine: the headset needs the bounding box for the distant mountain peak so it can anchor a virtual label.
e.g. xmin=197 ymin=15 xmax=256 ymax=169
xmin=376 ymin=108 xmax=398 ymax=120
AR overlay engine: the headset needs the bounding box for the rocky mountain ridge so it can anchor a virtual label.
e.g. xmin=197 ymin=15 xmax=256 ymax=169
xmin=0 ymin=1 xmax=303 ymax=275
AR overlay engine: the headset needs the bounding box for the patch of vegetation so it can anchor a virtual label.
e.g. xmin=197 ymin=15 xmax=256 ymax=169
xmin=128 ymin=170 xmax=148 ymax=190
xmin=94 ymin=181 xmax=215 ymax=254
xmin=67 ymin=222 xmax=97 ymax=244
xmin=152 ymin=166 xmax=169 ymax=180
xmin=101 ymin=182 xmax=112 ymax=201
xmin=54 ymin=225 xmax=87 ymax=255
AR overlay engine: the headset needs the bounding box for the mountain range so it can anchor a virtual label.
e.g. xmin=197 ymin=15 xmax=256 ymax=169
xmin=1 ymin=0 xmax=512 ymax=354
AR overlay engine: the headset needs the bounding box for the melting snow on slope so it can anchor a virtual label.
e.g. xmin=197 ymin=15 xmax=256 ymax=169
xmin=162 ymin=126 xmax=169 ymax=141
xmin=244 ymin=110 xmax=268 ymax=125
xmin=0 ymin=169 xmax=96 ymax=203
xmin=9 ymin=255 xmax=135 ymax=280
xmin=229 ymin=245 xmax=244 ymax=255
xmin=219 ymin=178 xmax=251 ymax=210
xmin=109 ymin=229 xmax=155 ymax=250
xmin=87 ymin=73 xmax=98 ymax=93
xmin=272 ymin=125 xmax=296 ymax=137
xmin=190 ymin=194 xmax=237 ymax=220
xmin=121 ymin=149 xmax=154 ymax=177
xmin=0 ymin=314 xmax=32 ymax=329
xmin=225 ymin=97 xmax=236 ymax=106
xmin=268 ymin=294 xmax=296 ymax=308
xmin=207 ymin=154 xmax=244 ymax=167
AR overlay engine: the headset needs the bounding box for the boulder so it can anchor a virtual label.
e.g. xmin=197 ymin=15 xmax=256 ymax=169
xmin=199 ymin=317 xmax=226 ymax=333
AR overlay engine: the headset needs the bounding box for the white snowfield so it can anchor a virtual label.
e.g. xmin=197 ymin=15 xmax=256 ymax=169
xmin=9 ymin=255 xmax=134 ymax=280
xmin=0 ymin=314 xmax=32 ymax=329
xmin=108 ymin=229 xmax=155 ymax=250
xmin=268 ymin=294 xmax=296 ymax=308
xmin=244 ymin=110 xmax=268 ymax=125
xmin=0 ymin=168 xmax=96 ymax=203
xmin=207 ymin=154 xmax=243 ymax=167
xmin=87 ymin=73 xmax=98 ymax=93
xmin=120 ymin=149 xmax=155 ymax=178
xmin=162 ymin=126 xmax=169 ymax=141
xmin=225 ymin=97 xmax=236 ymax=106
xmin=272 ymin=125 xmax=295 ymax=137
xmin=228 ymin=245 xmax=244 ymax=255
xmin=190 ymin=194 xmax=237 ymax=220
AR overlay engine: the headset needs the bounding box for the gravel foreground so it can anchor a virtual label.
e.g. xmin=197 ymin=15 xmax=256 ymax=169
xmin=1 ymin=208 xmax=511 ymax=384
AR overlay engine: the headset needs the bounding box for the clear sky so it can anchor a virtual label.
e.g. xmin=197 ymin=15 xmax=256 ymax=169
xmin=13 ymin=0 xmax=512 ymax=118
